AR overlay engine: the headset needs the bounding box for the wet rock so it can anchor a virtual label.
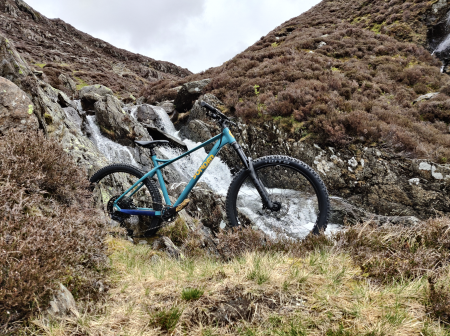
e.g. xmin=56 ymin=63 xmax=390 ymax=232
xmin=0 ymin=77 xmax=39 ymax=134
xmin=57 ymin=90 xmax=76 ymax=109
xmin=135 ymin=104 xmax=157 ymax=124
xmin=145 ymin=124 xmax=187 ymax=151
xmin=174 ymin=79 xmax=211 ymax=112
xmin=47 ymin=283 xmax=79 ymax=318
xmin=179 ymin=119 xmax=213 ymax=151
xmin=157 ymin=100 xmax=176 ymax=115
xmin=94 ymin=94 xmax=150 ymax=145
xmin=63 ymin=107 xmax=83 ymax=130
xmin=153 ymin=236 xmax=184 ymax=259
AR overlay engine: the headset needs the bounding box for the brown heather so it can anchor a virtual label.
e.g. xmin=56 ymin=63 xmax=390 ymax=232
xmin=0 ymin=130 xmax=108 ymax=331
xmin=142 ymin=0 xmax=450 ymax=162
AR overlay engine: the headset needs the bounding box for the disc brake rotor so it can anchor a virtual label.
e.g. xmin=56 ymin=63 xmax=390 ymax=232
xmin=263 ymin=194 xmax=290 ymax=219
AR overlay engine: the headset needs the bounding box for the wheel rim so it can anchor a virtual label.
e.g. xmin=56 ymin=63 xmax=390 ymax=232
xmin=234 ymin=164 xmax=322 ymax=239
xmin=93 ymin=171 xmax=157 ymax=236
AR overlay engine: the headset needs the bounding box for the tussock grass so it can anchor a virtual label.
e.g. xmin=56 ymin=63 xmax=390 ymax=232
xmin=28 ymin=233 xmax=450 ymax=336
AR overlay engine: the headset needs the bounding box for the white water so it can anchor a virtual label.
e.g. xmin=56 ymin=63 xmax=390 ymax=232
xmin=153 ymin=107 xmax=232 ymax=195
xmin=86 ymin=115 xmax=139 ymax=166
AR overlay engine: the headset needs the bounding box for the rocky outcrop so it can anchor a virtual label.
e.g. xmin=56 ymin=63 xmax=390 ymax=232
xmin=0 ymin=31 xmax=108 ymax=172
xmin=135 ymin=104 xmax=157 ymax=124
xmin=0 ymin=76 xmax=38 ymax=134
xmin=47 ymin=283 xmax=79 ymax=318
xmin=94 ymin=94 xmax=150 ymax=146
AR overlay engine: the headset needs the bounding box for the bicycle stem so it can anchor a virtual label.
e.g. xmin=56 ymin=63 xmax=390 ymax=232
xmin=231 ymin=142 xmax=274 ymax=209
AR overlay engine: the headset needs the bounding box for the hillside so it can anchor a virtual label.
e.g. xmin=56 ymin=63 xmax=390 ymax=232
xmin=0 ymin=0 xmax=191 ymax=99
xmin=143 ymin=0 xmax=450 ymax=163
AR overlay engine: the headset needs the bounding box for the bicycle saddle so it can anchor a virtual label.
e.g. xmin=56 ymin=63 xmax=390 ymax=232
xmin=135 ymin=140 xmax=169 ymax=149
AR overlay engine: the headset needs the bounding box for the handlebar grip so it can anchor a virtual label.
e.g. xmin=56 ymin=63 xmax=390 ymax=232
xmin=200 ymin=101 xmax=217 ymax=113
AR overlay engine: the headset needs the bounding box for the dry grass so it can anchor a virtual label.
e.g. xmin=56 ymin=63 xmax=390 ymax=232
xmin=25 ymin=236 xmax=450 ymax=336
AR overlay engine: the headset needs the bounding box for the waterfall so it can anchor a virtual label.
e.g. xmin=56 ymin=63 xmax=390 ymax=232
xmin=86 ymin=115 xmax=139 ymax=166
xmin=153 ymin=107 xmax=232 ymax=195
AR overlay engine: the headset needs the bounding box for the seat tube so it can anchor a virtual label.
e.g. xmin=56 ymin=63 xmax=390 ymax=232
xmin=152 ymin=155 xmax=171 ymax=205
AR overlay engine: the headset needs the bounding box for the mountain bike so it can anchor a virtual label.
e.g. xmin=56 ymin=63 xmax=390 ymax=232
xmin=90 ymin=101 xmax=330 ymax=238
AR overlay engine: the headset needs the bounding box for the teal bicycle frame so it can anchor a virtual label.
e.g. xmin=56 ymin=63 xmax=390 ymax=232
xmin=113 ymin=127 xmax=237 ymax=216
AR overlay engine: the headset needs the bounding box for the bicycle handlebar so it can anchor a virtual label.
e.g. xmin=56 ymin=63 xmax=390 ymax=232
xmin=200 ymin=101 xmax=236 ymax=126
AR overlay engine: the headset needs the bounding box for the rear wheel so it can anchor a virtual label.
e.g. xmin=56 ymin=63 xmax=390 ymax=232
xmin=90 ymin=164 xmax=162 ymax=237
xmin=226 ymin=155 xmax=330 ymax=238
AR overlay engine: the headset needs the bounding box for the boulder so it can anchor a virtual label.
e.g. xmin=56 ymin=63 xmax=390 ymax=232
xmin=135 ymin=104 xmax=157 ymax=124
xmin=174 ymin=79 xmax=211 ymax=112
xmin=0 ymin=77 xmax=39 ymax=134
xmin=80 ymin=85 xmax=113 ymax=111
xmin=179 ymin=119 xmax=213 ymax=151
xmin=80 ymin=84 xmax=113 ymax=99
xmin=94 ymin=94 xmax=151 ymax=145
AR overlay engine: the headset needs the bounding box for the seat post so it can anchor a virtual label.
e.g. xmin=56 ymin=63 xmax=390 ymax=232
xmin=149 ymin=147 xmax=156 ymax=156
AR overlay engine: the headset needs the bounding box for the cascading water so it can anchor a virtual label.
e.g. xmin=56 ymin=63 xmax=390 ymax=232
xmin=86 ymin=115 xmax=139 ymax=166
xmin=152 ymin=107 xmax=232 ymax=195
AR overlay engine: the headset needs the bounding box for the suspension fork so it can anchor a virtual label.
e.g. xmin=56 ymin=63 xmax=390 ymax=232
xmin=231 ymin=142 xmax=274 ymax=209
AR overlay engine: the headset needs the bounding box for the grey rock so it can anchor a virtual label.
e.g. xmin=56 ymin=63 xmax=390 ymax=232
xmin=79 ymin=84 xmax=113 ymax=99
xmin=153 ymin=236 xmax=184 ymax=259
xmin=174 ymin=79 xmax=211 ymax=112
xmin=0 ymin=77 xmax=39 ymax=134
xmin=145 ymin=124 xmax=188 ymax=151
xmin=157 ymin=101 xmax=176 ymax=114
xmin=47 ymin=283 xmax=79 ymax=318
xmin=94 ymin=94 xmax=150 ymax=145
xmin=413 ymin=92 xmax=439 ymax=104
xmin=57 ymin=90 xmax=76 ymax=109
xmin=63 ymin=107 xmax=83 ymax=130
xmin=136 ymin=104 xmax=157 ymax=123
xmin=58 ymin=73 xmax=76 ymax=94
xmin=179 ymin=119 xmax=213 ymax=151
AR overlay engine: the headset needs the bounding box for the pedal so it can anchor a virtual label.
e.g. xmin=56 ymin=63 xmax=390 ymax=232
xmin=176 ymin=199 xmax=190 ymax=212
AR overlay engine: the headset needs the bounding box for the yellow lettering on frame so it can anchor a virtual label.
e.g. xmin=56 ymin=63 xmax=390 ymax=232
xmin=193 ymin=155 xmax=215 ymax=179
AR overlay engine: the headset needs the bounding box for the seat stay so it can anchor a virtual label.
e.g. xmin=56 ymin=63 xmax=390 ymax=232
xmin=114 ymin=129 xmax=236 ymax=213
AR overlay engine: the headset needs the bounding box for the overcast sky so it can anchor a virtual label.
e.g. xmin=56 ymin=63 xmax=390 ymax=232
xmin=26 ymin=0 xmax=321 ymax=73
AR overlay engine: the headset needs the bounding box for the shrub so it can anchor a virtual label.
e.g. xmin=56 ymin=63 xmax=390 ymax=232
xmin=0 ymin=130 xmax=107 ymax=328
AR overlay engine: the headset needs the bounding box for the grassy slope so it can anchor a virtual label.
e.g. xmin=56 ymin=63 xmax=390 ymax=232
xmin=143 ymin=0 xmax=450 ymax=162
xmin=27 ymin=218 xmax=450 ymax=336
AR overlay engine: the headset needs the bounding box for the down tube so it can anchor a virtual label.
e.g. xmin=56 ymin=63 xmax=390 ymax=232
xmin=174 ymin=135 xmax=229 ymax=206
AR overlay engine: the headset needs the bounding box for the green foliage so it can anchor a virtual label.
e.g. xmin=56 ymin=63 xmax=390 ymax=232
xmin=150 ymin=307 xmax=182 ymax=332
xmin=181 ymin=287 xmax=204 ymax=301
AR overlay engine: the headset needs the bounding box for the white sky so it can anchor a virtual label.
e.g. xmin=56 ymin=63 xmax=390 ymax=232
xmin=25 ymin=0 xmax=321 ymax=73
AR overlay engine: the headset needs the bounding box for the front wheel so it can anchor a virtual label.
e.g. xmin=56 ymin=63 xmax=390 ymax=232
xmin=225 ymin=155 xmax=330 ymax=238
